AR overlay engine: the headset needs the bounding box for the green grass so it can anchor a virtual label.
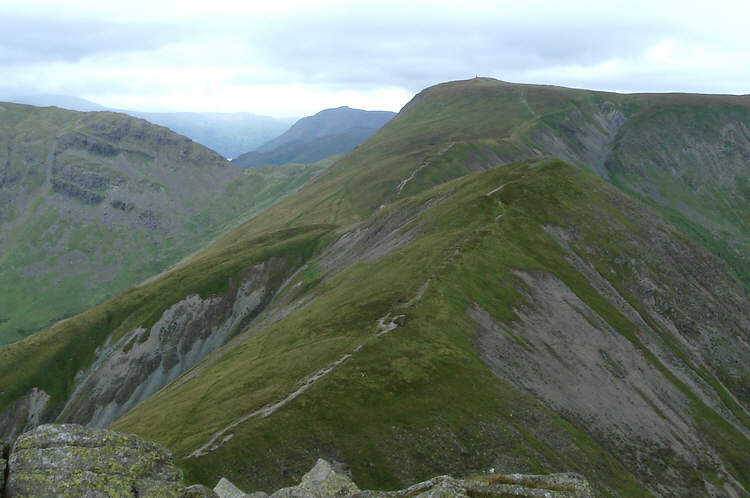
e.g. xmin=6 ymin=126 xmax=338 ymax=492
xmin=113 ymin=160 xmax=748 ymax=495
xmin=604 ymin=102 xmax=750 ymax=289
xmin=4 ymin=80 xmax=750 ymax=495
xmin=0 ymin=222 xmax=332 ymax=416
xmin=114 ymin=161 xmax=653 ymax=495
xmin=0 ymin=100 xmax=329 ymax=344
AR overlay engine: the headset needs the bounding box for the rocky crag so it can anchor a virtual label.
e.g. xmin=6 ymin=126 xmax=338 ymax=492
xmin=211 ymin=458 xmax=593 ymax=498
xmin=0 ymin=425 xmax=592 ymax=498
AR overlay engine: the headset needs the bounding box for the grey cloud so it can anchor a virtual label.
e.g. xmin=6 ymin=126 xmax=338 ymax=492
xmin=0 ymin=15 xmax=182 ymax=64
xmin=1 ymin=4 xmax=748 ymax=113
xmin=231 ymin=15 xmax=665 ymax=91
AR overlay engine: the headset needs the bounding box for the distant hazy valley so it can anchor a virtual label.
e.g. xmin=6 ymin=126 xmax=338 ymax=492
xmin=0 ymin=93 xmax=296 ymax=159
xmin=1 ymin=79 xmax=749 ymax=497
xmin=0 ymin=94 xmax=395 ymax=162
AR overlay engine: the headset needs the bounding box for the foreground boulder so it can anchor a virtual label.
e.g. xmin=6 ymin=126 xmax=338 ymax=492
xmin=0 ymin=424 xmax=593 ymax=498
xmin=5 ymin=424 xmax=184 ymax=497
xmin=215 ymin=477 xmax=258 ymax=497
xmin=269 ymin=459 xmax=360 ymax=497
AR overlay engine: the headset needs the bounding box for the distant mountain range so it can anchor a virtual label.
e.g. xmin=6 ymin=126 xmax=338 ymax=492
xmin=232 ymin=106 xmax=396 ymax=168
xmin=0 ymin=93 xmax=295 ymax=159
xmin=4 ymin=79 xmax=750 ymax=496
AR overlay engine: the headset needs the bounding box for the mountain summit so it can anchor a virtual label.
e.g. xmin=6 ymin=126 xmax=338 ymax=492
xmin=1 ymin=79 xmax=749 ymax=496
xmin=232 ymin=106 xmax=396 ymax=167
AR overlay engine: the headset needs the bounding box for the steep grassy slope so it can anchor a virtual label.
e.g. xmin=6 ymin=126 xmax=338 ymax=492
xmin=602 ymin=100 xmax=750 ymax=286
xmin=2 ymin=79 xmax=749 ymax=496
xmin=0 ymin=103 xmax=322 ymax=343
xmin=0 ymin=220 xmax=333 ymax=429
xmin=382 ymin=80 xmax=750 ymax=289
xmin=111 ymin=159 xmax=749 ymax=496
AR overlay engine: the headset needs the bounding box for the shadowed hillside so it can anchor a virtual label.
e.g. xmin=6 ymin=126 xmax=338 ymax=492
xmin=233 ymin=106 xmax=395 ymax=168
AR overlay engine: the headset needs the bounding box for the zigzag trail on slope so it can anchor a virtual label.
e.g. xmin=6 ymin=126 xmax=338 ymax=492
xmin=396 ymin=143 xmax=455 ymax=195
xmin=185 ymin=236 xmax=468 ymax=459
xmin=188 ymin=345 xmax=362 ymax=458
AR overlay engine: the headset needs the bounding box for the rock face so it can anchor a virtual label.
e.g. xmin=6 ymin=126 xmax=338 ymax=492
xmin=0 ymin=387 xmax=51 ymax=442
xmin=217 ymin=459 xmax=593 ymax=498
xmin=269 ymin=459 xmax=360 ymax=497
xmin=0 ymin=439 xmax=7 ymax=496
xmin=57 ymin=258 xmax=287 ymax=430
xmin=0 ymin=103 xmax=241 ymax=345
xmin=4 ymin=424 xmax=184 ymax=497
xmin=184 ymin=484 xmax=220 ymax=497
xmin=215 ymin=477 xmax=254 ymax=497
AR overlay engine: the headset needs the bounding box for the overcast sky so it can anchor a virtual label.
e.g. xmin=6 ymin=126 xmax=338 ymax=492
xmin=1 ymin=0 xmax=748 ymax=116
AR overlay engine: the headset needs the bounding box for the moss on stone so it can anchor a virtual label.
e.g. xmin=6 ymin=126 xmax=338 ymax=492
xmin=5 ymin=424 xmax=184 ymax=497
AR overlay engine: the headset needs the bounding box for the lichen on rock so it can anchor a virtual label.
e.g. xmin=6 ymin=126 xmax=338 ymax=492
xmin=5 ymin=424 xmax=184 ymax=497
xmin=2 ymin=425 xmax=594 ymax=498
xmin=352 ymin=472 xmax=594 ymax=497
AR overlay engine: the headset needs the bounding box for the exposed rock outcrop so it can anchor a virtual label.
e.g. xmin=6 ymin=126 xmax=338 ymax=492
xmin=185 ymin=484 xmax=220 ymax=497
xmin=4 ymin=424 xmax=184 ymax=497
xmin=354 ymin=472 xmax=593 ymax=497
xmin=269 ymin=459 xmax=360 ymax=497
xmin=0 ymin=425 xmax=593 ymax=498
xmin=0 ymin=459 xmax=5 ymax=496
xmin=0 ymin=387 xmax=51 ymax=442
xmin=57 ymin=258 xmax=290 ymax=429
xmin=215 ymin=477 xmax=257 ymax=497
xmin=214 ymin=459 xmax=593 ymax=498
xmin=0 ymin=439 xmax=7 ymax=496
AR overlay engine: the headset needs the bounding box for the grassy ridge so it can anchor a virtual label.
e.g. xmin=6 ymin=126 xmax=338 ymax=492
xmin=114 ymin=160 xmax=749 ymax=494
xmin=4 ymin=79 xmax=750 ymax=494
